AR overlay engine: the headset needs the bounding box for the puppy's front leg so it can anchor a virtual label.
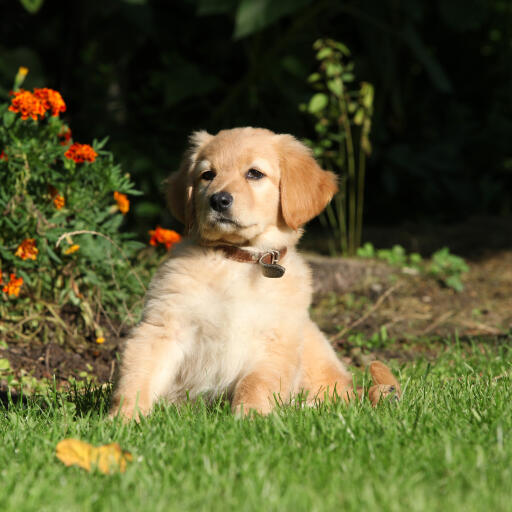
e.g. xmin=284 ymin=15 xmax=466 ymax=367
xmin=232 ymin=366 xmax=296 ymax=416
xmin=110 ymin=322 xmax=184 ymax=420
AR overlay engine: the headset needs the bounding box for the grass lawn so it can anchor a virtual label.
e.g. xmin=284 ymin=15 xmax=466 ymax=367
xmin=1 ymin=339 xmax=511 ymax=512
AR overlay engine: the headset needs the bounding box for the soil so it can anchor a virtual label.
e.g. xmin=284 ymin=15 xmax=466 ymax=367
xmin=1 ymin=217 xmax=511 ymax=393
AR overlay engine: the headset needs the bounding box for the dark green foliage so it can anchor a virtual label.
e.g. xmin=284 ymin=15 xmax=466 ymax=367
xmin=2 ymin=0 xmax=510 ymax=235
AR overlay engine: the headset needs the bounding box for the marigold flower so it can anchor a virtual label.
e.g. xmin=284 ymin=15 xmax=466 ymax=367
xmin=33 ymin=88 xmax=66 ymax=117
xmin=15 ymin=238 xmax=38 ymax=260
xmin=0 ymin=150 xmax=7 ymax=161
xmin=9 ymin=89 xmax=46 ymax=121
xmin=63 ymin=244 xmax=80 ymax=255
xmin=3 ymin=273 xmax=23 ymax=297
xmin=113 ymin=191 xmax=130 ymax=214
xmin=53 ymin=194 xmax=65 ymax=209
xmin=149 ymin=226 xmax=182 ymax=251
xmin=65 ymin=143 xmax=98 ymax=163
xmin=58 ymin=126 xmax=72 ymax=146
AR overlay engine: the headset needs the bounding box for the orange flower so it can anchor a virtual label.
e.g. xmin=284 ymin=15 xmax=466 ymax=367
xmin=0 ymin=150 xmax=7 ymax=161
xmin=63 ymin=244 xmax=80 ymax=255
xmin=113 ymin=191 xmax=129 ymax=214
xmin=9 ymin=89 xmax=46 ymax=121
xmin=58 ymin=126 xmax=72 ymax=146
xmin=3 ymin=273 xmax=23 ymax=297
xmin=15 ymin=238 xmax=38 ymax=260
xmin=65 ymin=143 xmax=98 ymax=163
xmin=33 ymin=88 xmax=66 ymax=117
xmin=149 ymin=226 xmax=182 ymax=251
xmin=53 ymin=194 xmax=65 ymax=209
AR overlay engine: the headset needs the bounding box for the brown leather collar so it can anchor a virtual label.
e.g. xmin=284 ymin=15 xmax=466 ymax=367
xmin=215 ymin=245 xmax=288 ymax=278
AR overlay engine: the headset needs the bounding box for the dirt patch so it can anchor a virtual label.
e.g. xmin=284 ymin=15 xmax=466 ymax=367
xmin=0 ymin=342 xmax=116 ymax=390
xmin=311 ymin=250 xmax=512 ymax=343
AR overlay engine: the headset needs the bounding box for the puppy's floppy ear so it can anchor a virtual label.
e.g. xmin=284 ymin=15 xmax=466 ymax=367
xmin=165 ymin=130 xmax=213 ymax=232
xmin=277 ymin=135 xmax=338 ymax=230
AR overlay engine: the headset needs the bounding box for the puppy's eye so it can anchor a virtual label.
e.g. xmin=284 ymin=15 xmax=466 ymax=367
xmin=200 ymin=170 xmax=216 ymax=181
xmin=246 ymin=168 xmax=265 ymax=180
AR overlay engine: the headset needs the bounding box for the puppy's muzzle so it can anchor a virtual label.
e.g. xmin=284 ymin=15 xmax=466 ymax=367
xmin=210 ymin=191 xmax=233 ymax=212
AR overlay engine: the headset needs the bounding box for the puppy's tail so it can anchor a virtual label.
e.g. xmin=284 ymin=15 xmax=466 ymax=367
xmin=367 ymin=361 xmax=401 ymax=407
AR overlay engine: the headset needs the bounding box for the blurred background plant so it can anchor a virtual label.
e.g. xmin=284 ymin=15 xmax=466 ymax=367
xmin=301 ymin=38 xmax=374 ymax=256
xmin=357 ymin=242 xmax=469 ymax=291
xmin=1 ymin=0 xmax=510 ymax=240
xmin=0 ymin=69 xmax=168 ymax=345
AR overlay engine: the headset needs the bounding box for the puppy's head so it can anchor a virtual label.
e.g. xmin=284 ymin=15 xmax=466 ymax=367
xmin=166 ymin=127 xmax=337 ymax=245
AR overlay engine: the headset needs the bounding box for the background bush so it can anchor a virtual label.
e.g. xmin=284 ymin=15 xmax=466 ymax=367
xmin=1 ymin=0 xmax=510 ymax=238
xmin=0 ymin=79 xmax=148 ymax=344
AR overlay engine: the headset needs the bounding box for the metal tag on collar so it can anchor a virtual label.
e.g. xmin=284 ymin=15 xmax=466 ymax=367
xmin=259 ymin=250 xmax=285 ymax=278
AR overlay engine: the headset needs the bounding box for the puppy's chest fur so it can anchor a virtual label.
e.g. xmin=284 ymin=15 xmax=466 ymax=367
xmin=142 ymin=246 xmax=311 ymax=399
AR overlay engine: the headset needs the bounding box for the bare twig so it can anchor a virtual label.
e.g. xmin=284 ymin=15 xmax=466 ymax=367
xmin=419 ymin=311 xmax=455 ymax=335
xmin=457 ymin=319 xmax=503 ymax=336
xmin=45 ymin=344 xmax=51 ymax=375
xmin=330 ymin=283 xmax=401 ymax=342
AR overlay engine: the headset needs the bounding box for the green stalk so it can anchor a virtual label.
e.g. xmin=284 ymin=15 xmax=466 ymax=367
xmin=335 ymin=132 xmax=348 ymax=256
xmin=336 ymin=186 xmax=348 ymax=255
xmin=339 ymin=94 xmax=356 ymax=255
xmin=355 ymin=128 xmax=366 ymax=250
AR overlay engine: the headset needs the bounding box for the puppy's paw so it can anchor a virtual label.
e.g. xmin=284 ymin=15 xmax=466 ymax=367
xmin=368 ymin=384 xmax=400 ymax=407
xmin=108 ymin=399 xmax=148 ymax=422
xmin=231 ymin=402 xmax=272 ymax=418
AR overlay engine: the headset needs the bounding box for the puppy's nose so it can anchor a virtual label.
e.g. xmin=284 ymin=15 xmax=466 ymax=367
xmin=209 ymin=191 xmax=233 ymax=212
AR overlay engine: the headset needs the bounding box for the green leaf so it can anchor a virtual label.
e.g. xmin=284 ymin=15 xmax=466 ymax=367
xmin=0 ymin=358 xmax=11 ymax=371
xmin=353 ymin=108 xmax=364 ymax=126
xmin=19 ymin=0 xmax=44 ymax=14
xmin=445 ymin=275 xmax=464 ymax=292
xmin=402 ymin=23 xmax=453 ymax=93
xmin=3 ymin=111 xmax=15 ymax=128
xmin=234 ymin=0 xmax=313 ymax=39
xmin=316 ymin=47 xmax=333 ymax=60
xmin=327 ymin=79 xmax=343 ymax=96
xmin=325 ymin=62 xmax=342 ymax=78
xmin=307 ymin=73 xmax=322 ymax=83
xmin=197 ymin=0 xmax=238 ymax=16
xmin=308 ymin=93 xmax=328 ymax=114
xmin=332 ymin=41 xmax=350 ymax=55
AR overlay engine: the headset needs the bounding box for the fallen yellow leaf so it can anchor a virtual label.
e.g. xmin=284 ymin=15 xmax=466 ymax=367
xmin=56 ymin=438 xmax=133 ymax=474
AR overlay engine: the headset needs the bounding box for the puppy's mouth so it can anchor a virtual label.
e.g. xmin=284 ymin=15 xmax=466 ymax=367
xmin=216 ymin=216 xmax=239 ymax=226
xmin=209 ymin=213 xmax=255 ymax=230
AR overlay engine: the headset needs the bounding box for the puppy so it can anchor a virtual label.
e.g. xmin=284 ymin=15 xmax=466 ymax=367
xmin=111 ymin=127 xmax=399 ymax=419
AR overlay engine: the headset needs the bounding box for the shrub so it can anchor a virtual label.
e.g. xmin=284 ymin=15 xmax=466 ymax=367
xmin=0 ymin=70 xmax=155 ymax=344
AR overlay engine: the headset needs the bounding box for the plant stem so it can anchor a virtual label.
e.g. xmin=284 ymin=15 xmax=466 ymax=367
xmin=339 ymin=93 xmax=356 ymax=255
xmin=356 ymin=128 xmax=366 ymax=250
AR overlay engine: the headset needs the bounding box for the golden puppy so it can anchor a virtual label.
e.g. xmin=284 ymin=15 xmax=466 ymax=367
xmin=111 ymin=127 xmax=399 ymax=419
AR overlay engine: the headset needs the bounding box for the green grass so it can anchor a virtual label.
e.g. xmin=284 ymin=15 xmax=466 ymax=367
xmin=1 ymin=339 xmax=511 ymax=512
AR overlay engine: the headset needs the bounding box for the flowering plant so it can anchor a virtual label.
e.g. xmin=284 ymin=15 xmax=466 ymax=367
xmin=0 ymin=70 xmax=146 ymax=344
